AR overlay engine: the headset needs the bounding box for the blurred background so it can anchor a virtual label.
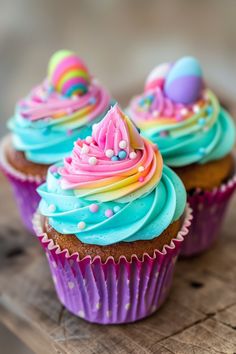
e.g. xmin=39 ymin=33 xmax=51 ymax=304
xmin=0 ymin=0 xmax=235 ymax=352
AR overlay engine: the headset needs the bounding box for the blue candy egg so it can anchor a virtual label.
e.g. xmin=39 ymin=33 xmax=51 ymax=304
xmin=164 ymin=57 xmax=203 ymax=104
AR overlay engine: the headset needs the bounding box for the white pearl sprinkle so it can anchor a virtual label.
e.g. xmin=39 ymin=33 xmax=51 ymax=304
xmin=193 ymin=104 xmax=200 ymax=113
xmin=77 ymin=221 xmax=86 ymax=230
xmin=85 ymin=136 xmax=93 ymax=144
xmin=153 ymin=110 xmax=159 ymax=117
xmin=138 ymin=166 xmax=144 ymax=172
xmin=88 ymin=156 xmax=97 ymax=165
xmin=105 ymin=149 xmax=114 ymax=158
xmin=129 ymin=152 xmax=137 ymax=159
xmin=180 ymin=108 xmax=188 ymax=116
xmin=81 ymin=144 xmax=90 ymax=154
xmin=48 ymin=204 xmax=56 ymax=212
xmin=119 ymin=140 xmax=127 ymax=149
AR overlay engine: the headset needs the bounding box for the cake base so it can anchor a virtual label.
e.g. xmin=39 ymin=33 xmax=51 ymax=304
xmin=173 ymin=154 xmax=234 ymax=192
xmin=6 ymin=138 xmax=49 ymax=178
xmin=44 ymin=217 xmax=182 ymax=262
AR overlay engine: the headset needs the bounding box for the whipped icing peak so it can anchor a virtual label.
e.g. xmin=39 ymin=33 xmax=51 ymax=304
xmin=60 ymin=104 xmax=162 ymax=202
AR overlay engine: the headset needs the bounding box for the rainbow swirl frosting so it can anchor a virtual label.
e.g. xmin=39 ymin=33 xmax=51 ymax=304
xmin=128 ymin=57 xmax=235 ymax=167
xmin=38 ymin=105 xmax=186 ymax=246
xmin=8 ymin=50 xmax=112 ymax=164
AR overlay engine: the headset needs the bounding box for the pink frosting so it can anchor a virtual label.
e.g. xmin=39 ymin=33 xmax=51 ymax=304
xmin=129 ymin=87 xmax=195 ymax=121
xmin=59 ymin=105 xmax=163 ymax=202
xmin=19 ymin=79 xmax=110 ymax=123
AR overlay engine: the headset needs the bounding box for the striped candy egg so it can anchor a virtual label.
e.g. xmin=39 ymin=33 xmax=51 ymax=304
xmin=145 ymin=62 xmax=172 ymax=92
xmin=48 ymin=50 xmax=91 ymax=97
xmin=164 ymin=56 xmax=203 ymax=104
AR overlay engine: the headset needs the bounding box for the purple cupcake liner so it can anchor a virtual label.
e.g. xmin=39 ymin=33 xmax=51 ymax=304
xmin=180 ymin=174 xmax=236 ymax=257
xmin=33 ymin=206 xmax=192 ymax=324
xmin=0 ymin=135 xmax=45 ymax=233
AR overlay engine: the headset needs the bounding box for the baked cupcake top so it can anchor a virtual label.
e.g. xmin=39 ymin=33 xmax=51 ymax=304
xmin=128 ymin=57 xmax=235 ymax=167
xmin=38 ymin=104 xmax=186 ymax=246
xmin=8 ymin=50 xmax=111 ymax=164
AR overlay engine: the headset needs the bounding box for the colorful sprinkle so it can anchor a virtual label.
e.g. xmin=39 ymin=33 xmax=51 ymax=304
xmin=159 ymin=130 xmax=169 ymax=137
xmin=139 ymin=177 xmax=144 ymax=182
xmin=81 ymin=144 xmax=90 ymax=154
xmin=180 ymin=108 xmax=188 ymax=116
xmin=105 ymin=149 xmax=114 ymax=158
xmin=48 ymin=204 xmax=56 ymax=212
xmin=77 ymin=221 xmax=86 ymax=230
xmin=89 ymin=204 xmax=99 ymax=213
xmin=111 ymin=156 xmax=119 ymax=161
xmin=85 ymin=136 xmax=93 ymax=144
xmin=206 ymin=106 xmax=213 ymax=115
xmin=193 ymin=104 xmax=200 ymax=113
xmin=105 ymin=209 xmax=114 ymax=218
xmin=118 ymin=150 xmax=127 ymax=160
xmin=66 ymin=129 xmax=73 ymax=136
xmin=199 ymin=147 xmax=206 ymax=155
xmin=138 ymin=166 xmax=145 ymax=172
xmin=119 ymin=140 xmax=127 ymax=149
xmin=113 ymin=206 xmax=121 ymax=213
xmin=129 ymin=151 xmax=137 ymax=159
xmin=198 ymin=117 xmax=206 ymax=126
xmin=89 ymin=97 xmax=96 ymax=105
xmin=88 ymin=156 xmax=97 ymax=165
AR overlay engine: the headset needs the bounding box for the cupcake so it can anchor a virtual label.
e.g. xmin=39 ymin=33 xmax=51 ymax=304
xmin=34 ymin=104 xmax=191 ymax=324
xmin=128 ymin=56 xmax=236 ymax=256
xmin=0 ymin=50 xmax=112 ymax=232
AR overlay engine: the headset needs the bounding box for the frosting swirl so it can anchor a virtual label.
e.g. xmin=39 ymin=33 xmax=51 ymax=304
xmin=8 ymin=50 xmax=112 ymax=164
xmin=128 ymin=57 xmax=235 ymax=167
xmin=38 ymin=105 xmax=186 ymax=246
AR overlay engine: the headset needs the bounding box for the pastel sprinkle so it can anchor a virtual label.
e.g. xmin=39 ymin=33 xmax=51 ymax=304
xmin=85 ymin=136 xmax=93 ymax=144
xmin=111 ymin=156 xmax=119 ymax=161
xmin=88 ymin=156 xmax=97 ymax=165
xmin=81 ymin=144 xmax=90 ymax=154
xmin=50 ymin=166 xmax=58 ymax=174
xmin=113 ymin=206 xmax=121 ymax=213
xmin=89 ymin=97 xmax=96 ymax=105
xmin=48 ymin=204 xmax=56 ymax=212
xmin=198 ymin=117 xmax=206 ymax=126
xmin=118 ymin=150 xmax=127 ymax=160
xmin=119 ymin=140 xmax=127 ymax=149
xmin=159 ymin=130 xmax=168 ymax=137
xmin=77 ymin=221 xmax=86 ymax=230
xmin=199 ymin=147 xmax=205 ymax=155
xmin=67 ymin=129 xmax=73 ymax=136
xmin=139 ymin=177 xmax=144 ymax=182
xmin=105 ymin=209 xmax=114 ymax=218
xmin=138 ymin=166 xmax=145 ymax=172
xmin=153 ymin=110 xmax=159 ymax=117
xmin=206 ymin=106 xmax=213 ymax=115
xmin=129 ymin=152 xmax=137 ymax=159
xmin=180 ymin=108 xmax=188 ymax=116
xmin=89 ymin=204 xmax=99 ymax=213
xmin=193 ymin=104 xmax=200 ymax=113
xmin=105 ymin=149 xmax=114 ymax=158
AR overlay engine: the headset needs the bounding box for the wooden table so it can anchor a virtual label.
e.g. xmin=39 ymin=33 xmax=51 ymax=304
xmin=1 ymin=172 xmax=236 ymax=354
xmin=0 ymin=98 xmax=236 ymax=353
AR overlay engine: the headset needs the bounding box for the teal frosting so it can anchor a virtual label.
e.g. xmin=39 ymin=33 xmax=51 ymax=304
xmin=37 ymin=164 xmax=186 ymax=246
xmin=142 ymin=107 xmax=235 ymax=167
xmin=8 ymin=110 xmax=108 ymax=165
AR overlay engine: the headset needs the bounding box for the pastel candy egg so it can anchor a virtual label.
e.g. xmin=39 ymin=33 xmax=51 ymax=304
xmin=145 ymin=63 xmax=172 ymax=92
xmin=48 ymin=50 xmax=91 ymax=97
xmin=164 ymin=57 xmax=203 ymax=104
